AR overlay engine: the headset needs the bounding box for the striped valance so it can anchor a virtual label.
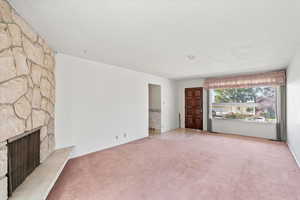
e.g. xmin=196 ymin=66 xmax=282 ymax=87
xmin=204 ymin=71 xmax=286 ymax=89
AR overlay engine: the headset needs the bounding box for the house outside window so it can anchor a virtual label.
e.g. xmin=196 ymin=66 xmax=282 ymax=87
xmin=211 ymin=87 xmax=277 ymax=123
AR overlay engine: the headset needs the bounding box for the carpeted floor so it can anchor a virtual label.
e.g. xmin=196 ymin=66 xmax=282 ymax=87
xmin=47 ymin=129 xmax=300 ymax=200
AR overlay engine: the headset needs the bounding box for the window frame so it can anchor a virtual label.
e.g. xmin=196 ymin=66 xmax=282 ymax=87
xmin=209 ymin=86 xmax=279 ymax=124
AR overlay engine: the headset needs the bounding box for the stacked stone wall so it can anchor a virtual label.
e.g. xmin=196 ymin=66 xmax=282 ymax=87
xmin=0 ymin=1 xmax=56 ymax=199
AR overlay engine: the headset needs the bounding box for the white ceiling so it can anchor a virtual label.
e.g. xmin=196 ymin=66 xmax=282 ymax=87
xmin=9 ymin=0 xmax=300 ymax=79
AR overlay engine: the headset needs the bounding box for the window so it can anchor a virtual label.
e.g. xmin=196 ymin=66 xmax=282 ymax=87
xmin=211 ymin=87 xmax=277 ymax=123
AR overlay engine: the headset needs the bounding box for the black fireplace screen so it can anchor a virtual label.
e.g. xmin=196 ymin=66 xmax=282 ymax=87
xmin=7 ymin=129 xmax=40 ymax=196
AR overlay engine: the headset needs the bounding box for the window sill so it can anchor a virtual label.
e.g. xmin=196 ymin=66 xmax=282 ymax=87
xmin=212 ymin=118 xmax=277 ymax=124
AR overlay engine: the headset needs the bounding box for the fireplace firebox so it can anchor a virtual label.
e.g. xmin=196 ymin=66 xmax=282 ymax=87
xmin=7 ymin=128 xmax=41 ymax=196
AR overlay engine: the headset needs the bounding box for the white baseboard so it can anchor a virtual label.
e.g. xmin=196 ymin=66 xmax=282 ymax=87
xmin=71 ymin=135 xmax=148 ymax=159
xmin=288 ymin=143 xmax=300 ymax=168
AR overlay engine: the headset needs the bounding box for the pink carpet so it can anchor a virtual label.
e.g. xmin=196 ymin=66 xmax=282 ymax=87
xmin=47 ymin=129 xmax=300 ymax=200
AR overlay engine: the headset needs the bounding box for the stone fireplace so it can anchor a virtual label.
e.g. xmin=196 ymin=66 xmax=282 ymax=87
xmin=0 ymin=0 xmax=56 ymax=199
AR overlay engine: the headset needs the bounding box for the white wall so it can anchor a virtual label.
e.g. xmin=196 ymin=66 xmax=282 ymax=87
xmin=212 ymin=119 xmax=277 ymax=139
xmin=55 ymin=53 xmax=178 ymax=157
xmin=287 ymin=51 xmax=300 ymax=166
xmin=177 ymin=79 xmax=207 ymax=130
xmin=149 ymin=84 xmax=161 ymax=110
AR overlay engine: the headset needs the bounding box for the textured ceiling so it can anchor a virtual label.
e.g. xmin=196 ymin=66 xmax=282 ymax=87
xmin=9 ymin=0 xmax=300 ymax=79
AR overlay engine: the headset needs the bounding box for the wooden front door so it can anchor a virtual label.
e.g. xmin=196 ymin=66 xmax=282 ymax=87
xmin=185 ymin=87 xmax=203 ymax=130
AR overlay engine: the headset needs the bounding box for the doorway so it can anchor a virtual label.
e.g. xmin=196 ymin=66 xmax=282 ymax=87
xmin=148 ymin=84 xmax=162 ymax=136
xmin=185 ymin=87 xmax=203 ymax=130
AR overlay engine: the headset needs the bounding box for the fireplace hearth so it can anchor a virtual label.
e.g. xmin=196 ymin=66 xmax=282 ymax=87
xmin=7 ymin=128 xmax=41 ymax=197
